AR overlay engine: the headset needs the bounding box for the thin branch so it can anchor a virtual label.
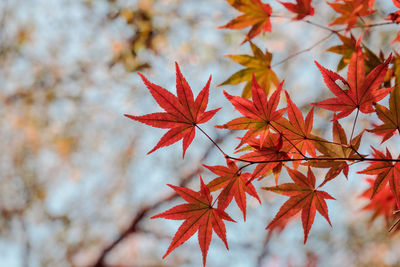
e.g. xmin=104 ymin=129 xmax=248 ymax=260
xmin=270 ymin=123 xmax=306 ymax=158
xmin=389 ymin=216 xmax=400 ymax=232
xmin=272 ymin=32 xmax=335 ymax=67
xmin=270 ymin=19 xmax=395 ymax=68
xmin=337 ymin=21 xmax=396 ymax=32
xmin=256 ymin=232 xmax=272 ymax=267
xmin=303 ymin=20 xmax=338 ymax=33
xmin=226 ymin=155 xmax=400 ymax=165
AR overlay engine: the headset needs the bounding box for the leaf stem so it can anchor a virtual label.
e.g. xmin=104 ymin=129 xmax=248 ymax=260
xmin=196 ymin=125 xmax=227 ymax=156
xmin=350 ymin=108 xmax=359 ymax=141
xmin=303 ymin=20 xmax=338 ymax=33
xmin=270 ymin=123 xmax=306 ymax=158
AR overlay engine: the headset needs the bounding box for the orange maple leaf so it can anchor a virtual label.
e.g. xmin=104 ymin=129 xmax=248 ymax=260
xmin=219 ymin=0 xmax=272 ymax=43
xmin=328 ymin=0 xmax=376 ymax=31
xmin=369 ymin=86 xmax=400 ymax=142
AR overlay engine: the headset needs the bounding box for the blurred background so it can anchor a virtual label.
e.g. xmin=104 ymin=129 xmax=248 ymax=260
xmin=0 ymin=0 xmax=400 ymax=266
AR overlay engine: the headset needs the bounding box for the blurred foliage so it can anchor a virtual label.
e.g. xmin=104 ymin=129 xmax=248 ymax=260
xmin=107 ymin=0 xmax=167 ymax=72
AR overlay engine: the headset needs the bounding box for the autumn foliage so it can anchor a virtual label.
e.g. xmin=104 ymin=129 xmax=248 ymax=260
xmin=125 ymin=0 xmax=400 ymax=266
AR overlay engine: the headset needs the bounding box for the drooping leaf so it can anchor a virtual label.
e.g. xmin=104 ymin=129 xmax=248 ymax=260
xmin=217 ymin=76 xmax=284 ymax=147
xmin=264 ymin=167 xmax=335 ymax=243
xmin=125 ymin=63 xmax=220 ymax=157
xmin=369 ymin=86 xmax=400 ymax=142
xmin=219 ymin=0 xmax=272 ymax=43
xmin=151 ymin=177 xmax=235 ymax=266
xmin=280 ymin=0 xmax=314 ymax=20
xmin=327 ymin=33 xmax=356 ymax=71
xmin=358 ymin=147 xmax=400 ymax=205
xmin=312 ymin=38 xmax=392 ymax=119
xmin=205 ymin=159 xmax=261 ymax=221
xmin=310 ymin=120 xmax=363 ymax=185
xmin=220 ymin=42 xmax=279 ymax=98
xmin=327 ymin=34 xmax=386 ymax=72
xmin=273 ymin=91 xmax=316 ymax=163
xmin=328 ymin=0 xmax=376 ymax=31
xmin=360 ymin=178 xmax=397 ymax=225
xmin=239 ymin=132 xmax=290 ymax=183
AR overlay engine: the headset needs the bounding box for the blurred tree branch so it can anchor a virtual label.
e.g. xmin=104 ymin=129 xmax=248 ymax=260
xmin=92 ymin=132 xmax=229 ymax=266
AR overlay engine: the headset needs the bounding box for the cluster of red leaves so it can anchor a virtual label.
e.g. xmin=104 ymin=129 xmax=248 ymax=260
xmin=125 ymin=0 xmax=400 ymax=265
xmin=386 ymin=0 xmax=400 ymax=44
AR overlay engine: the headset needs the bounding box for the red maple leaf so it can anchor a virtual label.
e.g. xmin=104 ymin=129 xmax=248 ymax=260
xmin=279 ymin=0 xmax=314 ymax=20
xmin=125 ymin=63 xmax=220 ymax=157
xmin=263 ymin=167 xmax=335 ymax=243
xmin=151 ymin=177 xmax=235 ymax=266
xmin=386 ymin=10 xmax=400 ymax=23
xmin=204 ymin=159 xmax=261 ymax=221
xmin=219 ymin=0 xmax=272 ymax=43
xmin=312 ymin=38 xmax=392 ymax=119
xmin=358 ymin=147 xmax=400 ymax=205
xmin=328 ymin=0 xmax=376 ymax=31
xmin=386 ymin=0 xmax=400 ymax=43
xmin=217 ymin=76 xmax=284 ymax=148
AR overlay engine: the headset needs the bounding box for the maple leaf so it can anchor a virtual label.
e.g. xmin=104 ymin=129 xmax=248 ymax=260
xmin=327 ymin=34 xmax=386 ymax=72
xmin=328 ymin=0 xmax=376 ymax=31
xmin=360 ymin=178 xmax=397 ymax=225
xmin=327 ymin=33 xmax=356 ymax=71
xmin=273 ymin=91 xmax=316 ymax=162
xmin=219 ymin=42 xmax=279 ymax=98
xmin=369 ymin=86 xmax=400 ymax=142
xmin=204 ymin=159 xmax=261 ymax=221
xmin=386 ymin=10 xmax=400 ymax=23
xmin=310 ymin=120 xmax=363 ymax=185
xmin=239 ymin=132 xmax=290 ymax=183
xmin=279 ymin=0 xmax=314 ymax=20
xmin=358 ymin=147 xmax=400 ymax=205
xmin=387 ymin=1 xmax=400 ymax=44
xmin=312 ymin=38 xmax=392 ymax=119
xmin=219 ymin=0 xmax=272 ymax=43
xmin=151 ymin=177 xmax=235 ymax=266
xmin=264 ymin=167 xmax=335 ymax=243
xmin=125 ymin=63 xmax=220 ymax=157
xmin=217 ymin=76 xmax=284 ymax=148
